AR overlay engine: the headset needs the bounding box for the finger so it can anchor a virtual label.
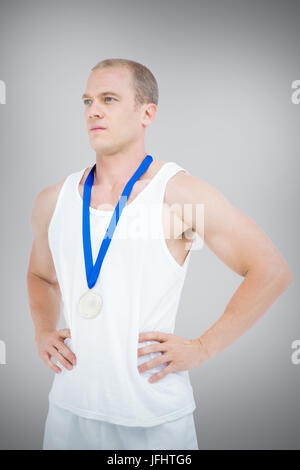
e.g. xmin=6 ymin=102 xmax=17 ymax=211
xmin=54 ymin=341 xmax=76 ymax=365
xmin=139 ymin=331 xmax=169 ymax=343
xmin=58 ymin=328 xmax=71 ymax=340
xmin=138 ymin=353 xmax=171 ymax=373
xmin=48 ymin=345 xmax=74 ymax=370
xmin=137 ymin=342 xmax=168 ymax=357
xmin=149 ymin=364 xmax=174 ymax=383
xmin=42 ymin=352 xmax=62 ymax=374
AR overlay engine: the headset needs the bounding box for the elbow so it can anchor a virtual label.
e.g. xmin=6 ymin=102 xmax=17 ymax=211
xmin=280 ymin=266 xmax=293 ymax=288
xmin=276 ymin=256 xmax=293 ymax=286
xmin=247 ymin=258 xmax=293 ymax=289
xmin=271 ymin=262 xmax=293 ymax=291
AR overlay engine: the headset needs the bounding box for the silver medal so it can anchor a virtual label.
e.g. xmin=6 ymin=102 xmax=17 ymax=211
xmin=78 ymin=289 xmax=103 ymax=319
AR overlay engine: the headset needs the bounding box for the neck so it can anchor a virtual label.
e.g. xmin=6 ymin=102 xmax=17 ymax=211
xmin=94 ymin=149 xmax=149 ymax=188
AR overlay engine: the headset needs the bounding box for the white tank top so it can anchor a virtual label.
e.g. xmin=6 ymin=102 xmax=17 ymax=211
xmin=47 ymin=160 xmax=197 ymax=427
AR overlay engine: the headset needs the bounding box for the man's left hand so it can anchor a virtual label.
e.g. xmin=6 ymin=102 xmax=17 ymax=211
xmin=137 ymin=331 xmax=210 ymax=383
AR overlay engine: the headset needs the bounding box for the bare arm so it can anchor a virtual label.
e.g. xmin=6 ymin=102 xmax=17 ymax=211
xmin=26 ymin=181 xmax=76 ymax=373
xmin=170 ymin=172 xmax=293 ymax=360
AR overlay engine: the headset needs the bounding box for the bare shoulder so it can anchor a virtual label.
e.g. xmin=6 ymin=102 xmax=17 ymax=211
xmin=164 ymin=167 xmax=215 ymax=205
xmin=163 ymin=167 xmax=209 ymax=225
xmin=164 ymin=167 xmax=232 ymax=240
xmin=30 ymin=176 xmax=67 ymax=236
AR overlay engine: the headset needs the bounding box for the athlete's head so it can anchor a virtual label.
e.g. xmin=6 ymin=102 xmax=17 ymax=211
xmin=82 ymin=58 xmax=158 ymax=155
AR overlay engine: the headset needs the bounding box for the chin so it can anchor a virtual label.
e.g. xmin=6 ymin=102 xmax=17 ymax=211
xmin=90 ymin=139 xmax=104 ymax=149
xmin=91 ymin=143 xmax=109 ymax=153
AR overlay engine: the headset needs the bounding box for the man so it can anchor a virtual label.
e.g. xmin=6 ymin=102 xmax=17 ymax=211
xmin=26 ymin=58 xmax=292 ymax=450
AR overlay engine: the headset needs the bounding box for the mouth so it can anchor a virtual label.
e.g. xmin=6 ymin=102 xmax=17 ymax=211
xmin=90 ymin=127 xmax=106 ymax=132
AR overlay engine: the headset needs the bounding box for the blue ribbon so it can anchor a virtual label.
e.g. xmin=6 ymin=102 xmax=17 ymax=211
xmin=82 ymin=154 xmax=153 ymax=288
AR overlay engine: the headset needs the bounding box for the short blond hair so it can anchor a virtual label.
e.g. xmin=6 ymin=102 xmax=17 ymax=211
xmin=91 ymin=58 xmax=159 ymax=109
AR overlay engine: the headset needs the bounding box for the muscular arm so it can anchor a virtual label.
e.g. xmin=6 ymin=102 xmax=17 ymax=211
xmin=26 ymin=180 xmax=76 ymax=373
xmin=168 ymin=171 xmax=293 ymax=360
xmin=27 ymin=184 xmax=62 ymax=336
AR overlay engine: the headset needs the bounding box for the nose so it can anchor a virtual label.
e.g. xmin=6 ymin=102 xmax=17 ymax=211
xmin=88 ymin=108 xmax=104 ymax=119
xmin=87 ymin=98 xmax=104 ymax=119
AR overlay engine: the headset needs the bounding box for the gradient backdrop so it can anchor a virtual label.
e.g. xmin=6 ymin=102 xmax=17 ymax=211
xmin=0 ymin=0 xmax=299 ymax=450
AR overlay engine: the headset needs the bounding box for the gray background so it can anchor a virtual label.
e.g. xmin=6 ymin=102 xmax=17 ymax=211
xmin=0 ymin=0 xmax=299 ymax=450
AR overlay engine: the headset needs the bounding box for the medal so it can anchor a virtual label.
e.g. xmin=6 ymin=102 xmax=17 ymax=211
xmin=78 ymin=153 xmax=154 ymax=318
xmin=78 ymin=288 xmax=103 ymax=319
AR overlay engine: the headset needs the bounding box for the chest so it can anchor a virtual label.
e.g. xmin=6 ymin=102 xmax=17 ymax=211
xmin=78 ymin=179 xmax=150 ymax=211
xmin=77 ymin=171 xmax=194 ymax=268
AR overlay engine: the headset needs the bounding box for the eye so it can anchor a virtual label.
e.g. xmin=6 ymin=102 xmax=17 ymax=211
xmin=83 ymin=96 xmax=115 ymax=105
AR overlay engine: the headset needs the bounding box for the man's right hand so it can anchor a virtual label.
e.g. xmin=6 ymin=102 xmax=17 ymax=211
xmin=35 ymin=328 xmax=77 ymax=374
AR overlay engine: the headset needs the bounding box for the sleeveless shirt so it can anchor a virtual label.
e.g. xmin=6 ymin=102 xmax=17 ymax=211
xmin=47 ymin=160 xmax=197 ymax=427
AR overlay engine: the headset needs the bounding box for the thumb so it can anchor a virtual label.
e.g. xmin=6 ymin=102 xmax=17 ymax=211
xmin=58 ymin=328 xmax=71 ymax=339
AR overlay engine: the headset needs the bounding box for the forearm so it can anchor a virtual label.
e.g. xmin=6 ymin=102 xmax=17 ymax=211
xmin=26 ymin=273 xmax=62 ymax=341
xmin=198 ymin=266 xmax=293 ymax=360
